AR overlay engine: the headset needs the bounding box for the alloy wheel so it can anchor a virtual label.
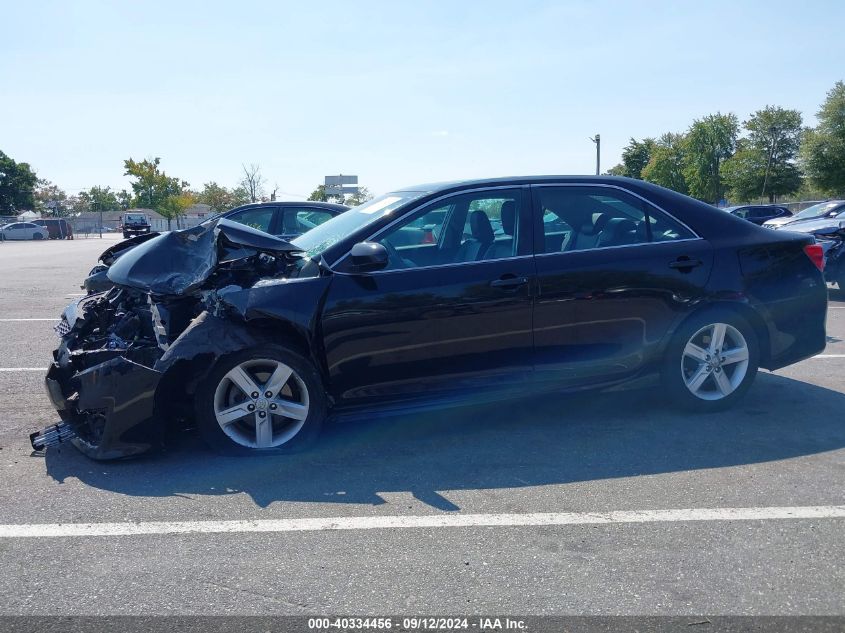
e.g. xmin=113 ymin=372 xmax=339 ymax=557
xmin=213 ymin=358 xmax=310 ymax=448
xmin=681 ymin=322 xmax=750 ymax=401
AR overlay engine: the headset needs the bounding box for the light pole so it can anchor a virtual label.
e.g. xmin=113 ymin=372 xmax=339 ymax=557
xmin=589 ymin=134 xmax=601 ymax=175
xmin=90 ymin=199 xmax=102 ymax=238
xmin=761 ymin=125 xmax=779 ymax=202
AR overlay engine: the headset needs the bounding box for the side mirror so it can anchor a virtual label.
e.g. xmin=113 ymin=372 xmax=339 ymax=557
xmin=349 ymin=241 xmax=388 ymax=273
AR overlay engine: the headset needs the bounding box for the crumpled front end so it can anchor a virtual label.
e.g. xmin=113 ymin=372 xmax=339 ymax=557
xmin=37 ymin=291 xmax=168 ymax=459
xmin=33 ymin=219 xmax=321 ymax=460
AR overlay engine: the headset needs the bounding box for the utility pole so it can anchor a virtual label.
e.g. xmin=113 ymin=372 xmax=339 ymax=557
xmin=589 ymin=134 xmax=601 ymax=175
xmin=761 ymin=125 xmax=779 ymax=202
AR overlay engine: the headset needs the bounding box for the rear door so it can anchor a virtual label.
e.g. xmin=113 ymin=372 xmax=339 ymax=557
xmin=530 ymin=184 xmax=713 ymax=387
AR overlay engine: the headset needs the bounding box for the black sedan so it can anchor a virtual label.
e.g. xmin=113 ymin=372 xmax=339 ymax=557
xmin=215 ymin=200 xmax=349 ymax=240
xmin=32 ymin=176 xmax=828 ymax=459
xmin=723 ymin=204 xmax=792 ymax=225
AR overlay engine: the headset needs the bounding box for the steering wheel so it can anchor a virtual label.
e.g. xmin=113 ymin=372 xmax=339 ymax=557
xmin=381 ymin=240 xmax=410 ymax=269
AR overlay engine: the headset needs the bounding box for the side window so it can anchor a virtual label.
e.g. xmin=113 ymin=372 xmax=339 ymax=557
xmin=375 ymin=189 xmax=522 ymax=270
xmin=280 ymin=208 xmax=334 ymax=235
xmin=534 ymin=186 xmax=694 ymax=253
xmin=228 ymin=207 xmax=275 ymax=233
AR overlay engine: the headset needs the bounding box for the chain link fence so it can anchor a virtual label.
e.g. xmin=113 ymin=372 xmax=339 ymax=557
xmin=68 ymin=217 xmax=123 ymax=238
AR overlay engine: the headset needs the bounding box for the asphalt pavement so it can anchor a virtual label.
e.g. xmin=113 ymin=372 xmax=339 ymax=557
xmin=0 ymin=235 xmax=843 ymax=616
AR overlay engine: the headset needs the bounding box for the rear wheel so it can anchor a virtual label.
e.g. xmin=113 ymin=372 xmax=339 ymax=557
xmin=663 ymin=310 xmax=759 ymax=412
xmin=195 ymin=346 xmax=326 ymax=455
xmin=33 ymin=232 xmax=44 ymax=240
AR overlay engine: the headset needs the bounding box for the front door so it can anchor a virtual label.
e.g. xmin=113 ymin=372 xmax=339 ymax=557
xmin=321 ymin=187 xmax=535 ymax=405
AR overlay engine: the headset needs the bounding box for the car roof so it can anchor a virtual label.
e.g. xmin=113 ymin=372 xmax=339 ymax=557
xmin=376 ymin=175 xmax=784 ymax=245
xmin=228 ymin=201 xmax=349 ymax=213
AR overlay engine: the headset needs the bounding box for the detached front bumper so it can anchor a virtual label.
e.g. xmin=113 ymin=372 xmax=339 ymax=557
xmin=42 ymin=355 xmax=164 ymax=460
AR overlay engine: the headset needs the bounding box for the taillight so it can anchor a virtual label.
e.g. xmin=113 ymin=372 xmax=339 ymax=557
xmin=422 ymin=229 xmax=434 ymax=244
xmin=803 ymin=243 xmax=825 ymax=272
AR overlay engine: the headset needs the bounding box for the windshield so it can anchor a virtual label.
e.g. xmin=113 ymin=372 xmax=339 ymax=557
xmin=793 ymin=201 xmax=842 ymax=220
xmin=290 ymin=191 xmax=427 ymax=257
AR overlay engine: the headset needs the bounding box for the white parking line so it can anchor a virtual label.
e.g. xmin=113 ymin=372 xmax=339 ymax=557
xmin=0 ymin=318 xmax=56 ymax=322
xmin=0 ymin=505 xmax=843 ymax=539
xmin=815 ymin=355 xmax=845 ymax=358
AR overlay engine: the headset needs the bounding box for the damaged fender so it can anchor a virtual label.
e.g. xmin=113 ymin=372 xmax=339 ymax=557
xmin=155 ymin=274 xmax=333 ymax=388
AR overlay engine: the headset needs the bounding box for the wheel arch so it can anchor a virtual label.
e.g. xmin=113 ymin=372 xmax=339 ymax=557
xmin=153 ymin=312 xmax=330 ymax=428
xmin=667 ymin=300 xmax=771 ymax=367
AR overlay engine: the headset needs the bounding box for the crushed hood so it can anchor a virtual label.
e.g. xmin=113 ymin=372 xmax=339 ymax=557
xmin=98 ymin=232 xmax=161 ymax=265
xmin=106 ymin=219 xmax=299 ymax=296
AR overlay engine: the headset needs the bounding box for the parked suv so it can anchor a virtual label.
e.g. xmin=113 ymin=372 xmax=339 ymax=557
xmin=33 ymin=218 xmax=74 ymax=240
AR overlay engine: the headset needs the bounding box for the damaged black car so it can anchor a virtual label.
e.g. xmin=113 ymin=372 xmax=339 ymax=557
xmin=32 ymin=177 xmax=828 ymax=460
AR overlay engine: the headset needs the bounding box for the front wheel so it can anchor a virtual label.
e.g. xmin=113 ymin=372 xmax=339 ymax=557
xmin=663 ymin=311 xmax=759 ymax=412
xmin=194 ymin=346 xmax=326 ymax=455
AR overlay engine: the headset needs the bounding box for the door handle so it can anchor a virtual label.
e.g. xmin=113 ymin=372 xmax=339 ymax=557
xmin=669 ymin=258 xmax=703 ymax=270
xmin=490 ymin=275 xmax=529 ymax=289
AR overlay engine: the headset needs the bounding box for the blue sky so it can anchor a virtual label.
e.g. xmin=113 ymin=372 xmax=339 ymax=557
xmin=2 ymin=0 xmax=843 ymax=199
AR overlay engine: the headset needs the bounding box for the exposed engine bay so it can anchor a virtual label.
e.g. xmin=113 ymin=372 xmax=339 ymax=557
xmin=32 ymin=218 xmax=329 ymax=459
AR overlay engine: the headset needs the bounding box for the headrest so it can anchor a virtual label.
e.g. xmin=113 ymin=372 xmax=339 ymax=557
xmin=500 ymin=200 xmax=516 ymax=236
xmin=597 ymin=217 xmax=638 ymax=247
xmin=469 ymin=210 xmax=494 ymax=243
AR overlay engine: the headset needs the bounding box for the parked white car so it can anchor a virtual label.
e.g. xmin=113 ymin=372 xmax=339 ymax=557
xmin=0 ymin=222 xmax=50 ymax=240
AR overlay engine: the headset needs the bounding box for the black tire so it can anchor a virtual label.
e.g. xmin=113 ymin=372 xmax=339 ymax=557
xmin=194 ymin=345 xmax=326 ymax=456
xmin=33 ymin=232 xmax=44 ymax=240
xmin=662 ymin=309 xmax=759 ymax=413
xmin=123 ymin=232 xmax=130 ymax=239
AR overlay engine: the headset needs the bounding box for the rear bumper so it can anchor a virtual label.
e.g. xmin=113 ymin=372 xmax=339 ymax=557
xmin=44 ymin=356 xmax=163 ymax=460
xmin=758 ymin=285 xmax=828 ymax=371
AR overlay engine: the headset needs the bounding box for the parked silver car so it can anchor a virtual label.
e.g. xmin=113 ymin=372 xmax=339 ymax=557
xmin=0 ymin=222 xmax=50 ymax=240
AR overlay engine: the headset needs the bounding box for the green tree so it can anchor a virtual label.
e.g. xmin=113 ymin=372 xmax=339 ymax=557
xmin=620 ymin=138 xmax=656 ymax=179
xmin=196 ymin=181 xmax=250 ymax=213
xmin=343 ymin=186 xmax=374 ymax=206
xmin=605 ymin=164 xmax=626 ymax=176
xmin=308 ymin=184 xmax=343 ymax=203
xmin=123 ymin=157 xmax=188 ymax=208
xmin=117 ymin=189 xmax=132 ymax=211
xmin=34 ymin=180 xmax=70 ymax=216
xmin=158 ymin=191 xmax=196 ymax=230
xmin=719 ymin=140 xmax=765 ymax=203
xmin=86 ymin=186 xmax=121 ymax=212
xmin=642 ymin=133 xmax=688 ymax=194
xmin=722 ymin=106 xmax=803 ymax=202
xmin=683 ymin=113 xmax=739 ymax=203
xmin=801 ymin=81 xmax=845 ymax=195
xmin=0 ymin=150 xmax=38 ymax=213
